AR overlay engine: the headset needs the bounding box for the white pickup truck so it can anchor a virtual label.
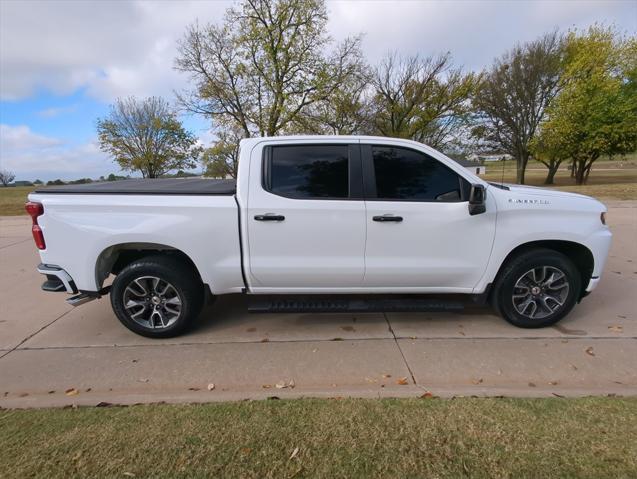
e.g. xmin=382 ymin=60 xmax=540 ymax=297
xmin=27 ymin=136 xmax=611 ymax=337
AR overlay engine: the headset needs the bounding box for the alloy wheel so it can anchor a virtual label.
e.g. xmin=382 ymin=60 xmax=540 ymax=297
xmin=512 ymin=266 xmax=570 ymax=320
xmin=122 ymin=276 xmax=182 ymax=329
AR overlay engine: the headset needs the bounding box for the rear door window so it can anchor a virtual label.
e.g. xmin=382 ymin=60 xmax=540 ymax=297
xmin=265 ymin=145 xmax=350 ymax=199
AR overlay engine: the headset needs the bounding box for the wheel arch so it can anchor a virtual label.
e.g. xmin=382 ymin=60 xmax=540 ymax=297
xmin=95 ymin=242 xmax=204 ymax=289
xmin=493 ymin=240 xmax=594 ymax=300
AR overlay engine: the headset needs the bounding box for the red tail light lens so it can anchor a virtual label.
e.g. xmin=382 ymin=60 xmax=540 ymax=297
xmin=25 ymin=201 xmax=45 ymax=249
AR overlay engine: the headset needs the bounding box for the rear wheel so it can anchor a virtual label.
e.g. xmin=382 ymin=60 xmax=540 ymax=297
xmin=110 ymin=255 xmax=204 ymax=338
xmin=492 ymin=249 xmax=581 ymax=328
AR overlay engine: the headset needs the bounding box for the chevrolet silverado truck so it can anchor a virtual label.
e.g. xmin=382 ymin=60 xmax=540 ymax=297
xmin=27 ymin=136 xmax=612 ymax=338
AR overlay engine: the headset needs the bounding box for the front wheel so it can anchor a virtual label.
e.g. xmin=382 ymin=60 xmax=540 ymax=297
xmin=110 ymin=255 xmax=204 ymax=338
xmin=492 ymin=249 xmax=581 ymax=328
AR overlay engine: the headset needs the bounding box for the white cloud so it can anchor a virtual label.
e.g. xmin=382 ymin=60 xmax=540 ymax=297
xmin=36 ymin=105 xmax=78 ymax=118
xmin=0 ymin=124 xmax=113 ymax=180
xmin=1 ymin=0 xmax=635 ymax=102
xmin=0 ymin=0 xmax=232 ymax=102
xmin=327 ymin=0 xmax=636 ymax=69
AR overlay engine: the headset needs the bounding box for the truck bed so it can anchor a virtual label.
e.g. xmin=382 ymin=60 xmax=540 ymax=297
xmin=34 ymin=178 xmax=237 ymax=195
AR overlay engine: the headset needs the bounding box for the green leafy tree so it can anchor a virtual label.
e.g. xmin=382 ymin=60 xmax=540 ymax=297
xmin=292 ymin=62 xmax=373 ymax=135
xmin=201 ymin=129 xmax=242 ymax=179
xmin=535 ymin=26 xmax=637 ymax=185
xmin=175 ymin=0 xmax=364 ymax=137
xmin=473 ymin=31 xmax=563 ymax=184
xmin=97 ymin=97 xmax=201 ymax=178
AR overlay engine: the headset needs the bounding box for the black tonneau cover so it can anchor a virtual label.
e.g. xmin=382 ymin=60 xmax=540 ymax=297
xmin=34 ymin=178 xmax=237 ymax=196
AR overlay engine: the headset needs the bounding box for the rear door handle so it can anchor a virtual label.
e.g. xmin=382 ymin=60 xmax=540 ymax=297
xmin=373 ymin=215 xmax=403 ymax=222
xmin=254 ymin=214 xmax=285 ymax=222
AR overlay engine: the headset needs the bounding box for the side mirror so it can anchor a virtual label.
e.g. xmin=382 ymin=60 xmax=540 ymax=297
xmin=468 ymin=184 xmax=486 ymax=216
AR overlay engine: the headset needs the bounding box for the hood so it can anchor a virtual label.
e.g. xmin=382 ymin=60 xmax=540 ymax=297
xmin=496 ymin=183 xmax=595 ymax=201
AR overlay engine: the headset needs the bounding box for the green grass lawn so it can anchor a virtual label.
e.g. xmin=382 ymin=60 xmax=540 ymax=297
xmin=1 ymin=398 xmax=636 ymax=478
xmin=0 ymin=186 xmax=35 ymax=215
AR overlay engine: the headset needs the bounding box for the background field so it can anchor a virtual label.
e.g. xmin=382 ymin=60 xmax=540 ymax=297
xmin=2 ymin=157 xmax=635 ymax=216
xmin=2 ymin=397 xmax=636 ymax=478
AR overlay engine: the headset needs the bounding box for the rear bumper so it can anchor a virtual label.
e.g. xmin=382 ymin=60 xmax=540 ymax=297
xmin=37 ymin=263 xmax=78 ymax=294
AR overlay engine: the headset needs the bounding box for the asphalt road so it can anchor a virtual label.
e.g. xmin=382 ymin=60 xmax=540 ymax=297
xmin=1 ymin=202 xmax=636 ymax=407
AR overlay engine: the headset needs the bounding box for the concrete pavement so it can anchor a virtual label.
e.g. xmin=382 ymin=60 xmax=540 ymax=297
xmin=1 ymin=203 xmax=636 ymax=407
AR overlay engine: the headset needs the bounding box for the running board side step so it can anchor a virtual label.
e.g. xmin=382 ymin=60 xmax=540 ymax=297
xmin=66 ymin=287 xmax=111 ymax=307
xmin=249 ymin=297 xmax=464 ymax=314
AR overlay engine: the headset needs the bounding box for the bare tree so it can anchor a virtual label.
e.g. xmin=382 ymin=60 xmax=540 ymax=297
xmin=175 ymin=0 xmax=364 ymax=137
xmin=371 ymin=53 xmax=478 ymax=150
xmin=0 ymin=169 xmax=16 ymax=186
xmin=473 ymin=31 xmax=563 ymax=184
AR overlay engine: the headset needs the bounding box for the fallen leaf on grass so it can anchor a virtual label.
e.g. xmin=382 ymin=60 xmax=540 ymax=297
xmin=585 ymin=347 xmax=595 ymax=357
xmin=289 ymin=447 xmax=299 ymax=460
xmin=275 ymin=380 xmax=295 ymax=389
xmin=528 ymin=382 xmax=537 ymax=388
xmin=18 ymin=393 xmax=28 ymax=398
xmin=65 ymin=388 xmax=79 ymax=396
xmin=382 ymin=374 xmax=391 ymax=378
xmin=262 ymin=384 xmax=272 ymax=389
xmin=137 ymin=378 xmax=149 ymax=383
xmin=188 ymin=387 xmax=200 ymax=391
xmin=123 ymin=473 xmax=135 ymax=477
xmin=207 ymin=383 xmax=215 ymax=391
xmin=420 ymin=392 xmax=434 ymax=399
xmin=608 ymin=325 xmax=623 ymax=333
xmin=96 ymin=402 xmax=113 ymax=407
xmin=548 ymin=381 xmax=558 ymax=386
xmin=471 ymin=378 xmax=483 ymax=385
xmin=396 ymin=377 xmax=409 ymax=385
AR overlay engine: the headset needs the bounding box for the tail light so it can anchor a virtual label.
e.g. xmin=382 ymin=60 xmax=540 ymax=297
xmin=25 ymin=202 xmax=46 ymax=249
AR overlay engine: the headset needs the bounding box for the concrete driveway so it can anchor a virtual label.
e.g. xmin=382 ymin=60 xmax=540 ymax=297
xmin=1 ymin=202 xmax=636 ymax=407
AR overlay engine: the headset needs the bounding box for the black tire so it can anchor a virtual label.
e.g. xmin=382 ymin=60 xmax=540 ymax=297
xmin=110 ymin=255 xmax=204 ymax=338
xmin=492 ymin=248 xmax=581 ymax=328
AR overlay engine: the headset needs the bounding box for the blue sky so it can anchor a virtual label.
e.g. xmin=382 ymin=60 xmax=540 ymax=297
xmin=1 ymin=0 xmax=635 ymax=182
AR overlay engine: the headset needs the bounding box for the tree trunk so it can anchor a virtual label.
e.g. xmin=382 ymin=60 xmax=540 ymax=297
xmin=544 ymin=165 xmax=558 ymax=184
xmin=516 ymin=152 xmax=529 ymax=185
xmin=574 ymin=159 xmax=586 ymax=185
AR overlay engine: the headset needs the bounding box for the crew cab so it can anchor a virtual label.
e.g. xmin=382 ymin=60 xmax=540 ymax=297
xmin=27 ymin=136 xmax=612 ymax=337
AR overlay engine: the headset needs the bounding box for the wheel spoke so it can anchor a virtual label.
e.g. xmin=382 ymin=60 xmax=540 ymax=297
xmin=512 ymin=265 xmax=570 ymax=320
xmin=122 ymin=275 xmax=182 ymax=330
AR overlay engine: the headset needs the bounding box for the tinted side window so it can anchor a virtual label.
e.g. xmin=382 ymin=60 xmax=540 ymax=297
xmin=372 ymin=146 xmax=463 ymax=201
xmin=268 ymin=145 xmax=349 ymax=199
